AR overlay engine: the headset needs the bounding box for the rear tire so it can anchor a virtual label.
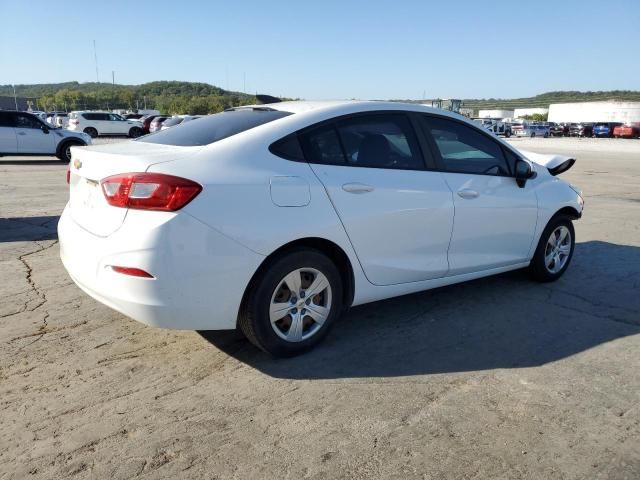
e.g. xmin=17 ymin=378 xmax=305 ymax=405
xmin=238 ymin=248 xmax=343 ymax=357
xmin=528 ymin=215 xmax=575 ymax=282
xmin=84 ymin=127 xmax=98 ymax=138
xmin=128 ymin=127 xmax=143 ymax=138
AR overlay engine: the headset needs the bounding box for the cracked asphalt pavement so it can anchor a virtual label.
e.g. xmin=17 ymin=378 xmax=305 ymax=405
xmin=1 ymin=138 xmax=639 ymax=479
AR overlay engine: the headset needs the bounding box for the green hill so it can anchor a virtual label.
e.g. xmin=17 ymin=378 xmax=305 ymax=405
xmin=405 ymin=90 xmax=640 ymax=110
xmin=0 ymin=81 xmax=257 ymax=114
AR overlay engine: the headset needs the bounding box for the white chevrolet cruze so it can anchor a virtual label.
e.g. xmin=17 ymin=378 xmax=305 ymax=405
xmin=58 ymin=101 xmax=584 ymax=356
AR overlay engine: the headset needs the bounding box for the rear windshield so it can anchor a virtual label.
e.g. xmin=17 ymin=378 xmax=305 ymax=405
xmin=137 ymin=109 xmax=292 ymax=146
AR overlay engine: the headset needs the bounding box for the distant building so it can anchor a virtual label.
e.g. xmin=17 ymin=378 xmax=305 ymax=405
xmin=0 ymin=95 xmax=33 ymax=111
xmin=548 ymin=101 xmax=640 ymax=123
xmin=478 ymin=109 xmax=514 ymax=119
xmin=513 ymin=107 xmax=549 ymax=118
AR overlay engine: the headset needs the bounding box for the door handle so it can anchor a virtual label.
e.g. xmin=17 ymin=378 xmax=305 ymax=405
xmin=342 ymin=183 xmax=374 ymax=194
xmin=457 ymin=189 xmax=479 ymax=199
xmin=17 ymin=132 xmax=27 ymax=136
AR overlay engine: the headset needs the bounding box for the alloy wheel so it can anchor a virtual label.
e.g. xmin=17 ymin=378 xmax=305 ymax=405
xmin=269 ymin=268 xmax=332 ymax=342
xmin=544 ymin=226 xmax=571 ymax=274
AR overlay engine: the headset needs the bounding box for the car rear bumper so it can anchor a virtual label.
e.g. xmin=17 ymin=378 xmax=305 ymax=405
xmin=58 ymin=205 xmax=265 ymax=330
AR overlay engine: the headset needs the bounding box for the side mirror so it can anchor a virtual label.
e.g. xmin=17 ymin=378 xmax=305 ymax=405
xmin=515 ymin=159 xmax=534 ymax=188
xmin=41 ymin=124 xmax=49 ymax=134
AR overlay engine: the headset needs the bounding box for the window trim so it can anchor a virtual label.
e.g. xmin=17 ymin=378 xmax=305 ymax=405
xmin=419 ymin=113 xmax=521 ymax=178
xmin=271 ymin=110 xmax=433 ymax=172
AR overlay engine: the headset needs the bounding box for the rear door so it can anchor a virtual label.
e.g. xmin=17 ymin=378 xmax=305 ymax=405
xmin=15 ymin=113 xmax=56 ymax=154
xmin=88 ymin=113 xmax=110 ymax=134
xmin=301 ymin=112 xmax=454 ymax=285
xmin=0 ymin=112 xmax=17 ymax=153
xmin=420 ymin=115 xmax=538 ymax=275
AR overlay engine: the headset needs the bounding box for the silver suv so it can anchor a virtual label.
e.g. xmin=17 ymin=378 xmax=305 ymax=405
xmin=0 ymin=111 xmax=91 ymax=162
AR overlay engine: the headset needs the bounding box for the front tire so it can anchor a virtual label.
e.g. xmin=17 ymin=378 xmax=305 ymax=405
xmin=129 ymin=127 xmax=143 ymax=138
xmin=238 ymin=248 xmax=343 ymax=357
xmin=529 ymin=215 xmax=575 ymax=282
xmin=56 ymin=141 xmax=81 ymax=162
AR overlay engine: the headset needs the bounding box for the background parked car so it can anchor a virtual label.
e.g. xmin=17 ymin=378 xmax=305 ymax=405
xmin=516 ymin=123 xmax=550 ymax=138
xmin=613 ymin=123 xmax=640 ymax=138
xmin=592 ymin=122 xmax=623 ymax=138
xmin=149 ymin=115 xmax=173 ymax=133
xmin=160 ymin=115 xmax=204 ymax=130
xmin=67 ymin=111 xmax=144 ymax=138
xmin=0 ymin=110 xmax=90 ymax=162
xmin=139 ymin=114 xmax=166 ymax=134
xmin=569 ymin=123 xmax=593 ymax=137
xmin=124 ymin=113 xmax=144 ymax=120
xmin=550 ymin=123 xmax=569 ymax=137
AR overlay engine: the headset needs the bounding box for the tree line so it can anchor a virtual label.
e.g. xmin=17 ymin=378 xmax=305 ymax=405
xmin=0 ymin=81 xmax=259 ymax=114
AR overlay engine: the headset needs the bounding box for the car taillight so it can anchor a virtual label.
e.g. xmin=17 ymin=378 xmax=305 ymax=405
xmin=100 ymin=173 xmax=202 ymax=211
xmin=66 ymin=165 xmax=71 ymax=184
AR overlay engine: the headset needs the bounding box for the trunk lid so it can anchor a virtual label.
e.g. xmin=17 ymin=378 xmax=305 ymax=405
xmin=68 ymin=141 xmax=201 ymax=237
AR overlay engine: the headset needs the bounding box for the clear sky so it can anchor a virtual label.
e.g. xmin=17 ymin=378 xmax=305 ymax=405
xmin=1 ymin=0 xmax=638 ymax=99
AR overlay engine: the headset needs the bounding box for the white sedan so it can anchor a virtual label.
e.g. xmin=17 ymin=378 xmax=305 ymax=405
xmin=58 ymin=101 xmax=583 ymax=356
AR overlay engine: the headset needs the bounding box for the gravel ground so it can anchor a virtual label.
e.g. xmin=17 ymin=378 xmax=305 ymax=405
xmin=1 ymin=137 xmax=639 ymax=479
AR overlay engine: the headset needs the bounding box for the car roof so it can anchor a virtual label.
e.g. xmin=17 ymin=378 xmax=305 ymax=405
xmin=232 ymin=100 xmax=467 ymax=121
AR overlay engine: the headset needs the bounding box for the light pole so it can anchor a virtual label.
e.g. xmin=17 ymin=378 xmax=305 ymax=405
xmin=12 ymin=84 xmax=18 ymax=110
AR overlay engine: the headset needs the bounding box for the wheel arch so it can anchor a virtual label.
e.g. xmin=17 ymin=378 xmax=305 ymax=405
xmin=239 ymin=237 xmax=356 ymax=324
xmin=55 ymin=138 xmax=85 ymax=159
xmin=553 ymin=206 xmax=582 ymax=220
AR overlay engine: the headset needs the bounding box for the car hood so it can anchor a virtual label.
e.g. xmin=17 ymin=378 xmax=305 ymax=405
xmin=518 ymin=149 xmax=576 ymax=176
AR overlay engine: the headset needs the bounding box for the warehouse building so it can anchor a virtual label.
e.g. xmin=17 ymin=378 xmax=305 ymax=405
xmin=548 ymin=101 xmax=640 ymax=123
xmin=477 ymin=109 xmax=514 ymax=119
xmin=513 ymin=107 xmax=549 ymax=118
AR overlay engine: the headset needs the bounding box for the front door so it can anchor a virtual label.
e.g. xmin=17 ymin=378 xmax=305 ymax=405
xmin=15 ymin=113 xmax=55 ymax=154
xmin=0 ymin=112 xmax=17 ymax=153
xmin=302 ymin=113 xmax=454 ymax=286
xmin=421 ymin=115 xmax=538 ymax=275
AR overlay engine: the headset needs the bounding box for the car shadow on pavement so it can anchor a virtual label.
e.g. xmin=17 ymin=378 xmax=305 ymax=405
xmin=199 ymin=241 xmax=640 ymax=379
xmin=0 ymin=159 xmax=64 ymax=165
xmin=0 ymin=216 xmax=60 ymax=242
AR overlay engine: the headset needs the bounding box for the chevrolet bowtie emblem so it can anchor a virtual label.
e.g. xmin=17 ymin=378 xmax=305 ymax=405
xmin=73 ymin=159 xmax=82 ymax=169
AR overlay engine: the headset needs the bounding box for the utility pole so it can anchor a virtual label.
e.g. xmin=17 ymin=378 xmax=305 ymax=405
xmin=93 ymin=40 xmax=99 ymax=83
xmin=243 ymin=72 xmax=246 ymax=93
xmin=12 ymin=84 xmax=18 ymax=110
xmin=112 ymin=71 xmax=115 ymax=111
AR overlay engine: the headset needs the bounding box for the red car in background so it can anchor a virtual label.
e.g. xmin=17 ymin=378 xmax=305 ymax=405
xmin=139 ymin=114 xmax=166 ymax=134
xmin=613 ymin=123 xmax=640 ymax=138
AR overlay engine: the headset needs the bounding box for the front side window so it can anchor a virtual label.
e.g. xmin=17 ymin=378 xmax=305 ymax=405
xmin=15 ymin=113 xmax=42 ymax=129
xmin=423 ymin=116 xmax=511 ymax=176
xmin=0 ymin=113 xmax=14 ymax=127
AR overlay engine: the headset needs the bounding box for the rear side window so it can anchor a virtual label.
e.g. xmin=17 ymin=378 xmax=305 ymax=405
xmin=336 ymin=115 xmax=424 ymax=170
xmin=269 ymin=134 xmax=304 ymax=161
xmin=422 ymin=116 xmax=511 ymax=176
xmin=297 ymin=113 xmax=426 ymax=170
xmin=300 ymin=125 xmax=345 ymax=165
xmin=138 ymin=109 xmax=292 ymax=146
